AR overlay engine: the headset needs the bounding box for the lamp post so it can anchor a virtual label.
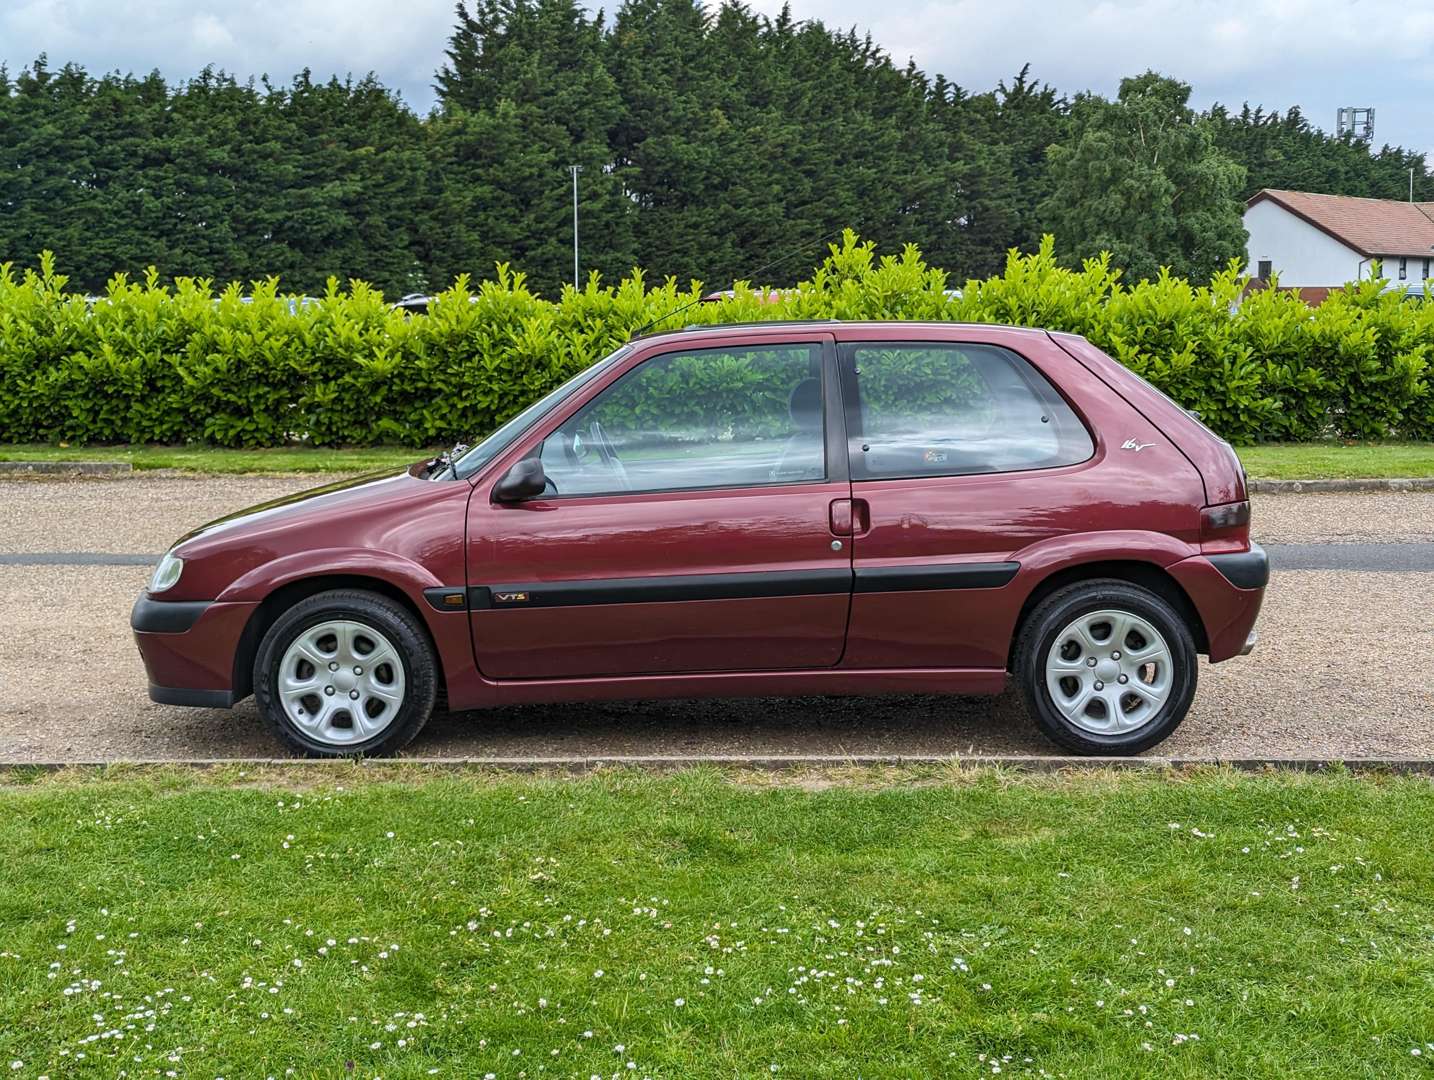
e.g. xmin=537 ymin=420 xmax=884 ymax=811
xmin=568 ymin=164 xmax=582 ymax=288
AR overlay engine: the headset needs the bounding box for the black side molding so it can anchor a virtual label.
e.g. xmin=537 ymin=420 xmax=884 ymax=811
xmin=131 ymin=596 xmax=212 ymax=634
xmin=854 ymin=562 xmax=1019 ymax=593
xmin=471 ymin=568 xmax=853 ymax=610
xmin=1207 ymin=543 xmax=1269 ymax=590
xmin=148 ymin=684 xmax=235 ymax=709
xmin=469 ymin=562 xmax=1021 ymax=610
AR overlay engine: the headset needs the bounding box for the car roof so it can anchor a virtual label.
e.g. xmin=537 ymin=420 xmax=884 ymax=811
xmin=631 ymin=320 xmax=1053 ymax=344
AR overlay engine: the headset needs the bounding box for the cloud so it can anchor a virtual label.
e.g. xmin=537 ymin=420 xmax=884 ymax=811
xmin=740 ymin=0 xmax=1434 ymax=151
xmin=1 ymin=0 xmax=454 ymax=108
xmin=6 ymin=0 xmax=1434 ymax=150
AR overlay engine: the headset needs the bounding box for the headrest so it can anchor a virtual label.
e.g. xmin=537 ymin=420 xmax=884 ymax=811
xmin=788 ymin=378 xmax=822 ymax=432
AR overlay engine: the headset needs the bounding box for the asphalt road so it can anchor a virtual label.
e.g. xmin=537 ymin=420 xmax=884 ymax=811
xmin=4 ymin=543 xmax=1432 ymax=572
xmin=0 ymin=474 xmax=1431 ymax=762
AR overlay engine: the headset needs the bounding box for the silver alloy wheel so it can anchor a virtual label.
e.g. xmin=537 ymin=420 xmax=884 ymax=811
xmin=276 ymin=619 xmax=406 ymax=746
xmin=1044 ymin=608 xmax=1174 ymax=735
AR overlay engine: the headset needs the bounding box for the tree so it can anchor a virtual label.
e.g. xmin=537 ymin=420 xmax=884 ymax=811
xmin=1207 ymin=102 xmax=1432 ymax=203
xmin=430 ymin=0 xmax=634 ymax=294
xmin=1039 ymin=72 xmax=1246 ymax=282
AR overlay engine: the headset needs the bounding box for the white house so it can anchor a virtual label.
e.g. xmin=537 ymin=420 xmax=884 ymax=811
xmin=1244 ymin=188 xmax=1434 ymax=303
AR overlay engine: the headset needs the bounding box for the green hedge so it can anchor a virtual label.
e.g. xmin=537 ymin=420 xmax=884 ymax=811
xmin=1 ymin=235 xmax=1431 ymax=448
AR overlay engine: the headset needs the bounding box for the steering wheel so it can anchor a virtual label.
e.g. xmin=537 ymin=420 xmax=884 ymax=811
xmin=589 ymin=420 xmax=631 ymax=490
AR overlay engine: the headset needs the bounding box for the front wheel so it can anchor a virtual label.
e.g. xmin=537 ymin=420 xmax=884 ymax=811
xmin=1014 ymin=580 xmax=1197 ymax=755
xmin=253 ymin=589 xmax=438 ymax=758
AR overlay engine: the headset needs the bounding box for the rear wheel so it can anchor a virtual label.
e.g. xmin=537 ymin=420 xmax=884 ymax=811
xmin=253 ymin=589 xmax=437 ymax=758
xmin=1014 ymin=579 xmax=1197 ymax=755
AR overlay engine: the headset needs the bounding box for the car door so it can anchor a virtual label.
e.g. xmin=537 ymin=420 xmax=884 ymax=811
xmin=837 ymin=330 xmax=1101 ymax=670
xmin=466 ymin=331 xmax=853 ymax=680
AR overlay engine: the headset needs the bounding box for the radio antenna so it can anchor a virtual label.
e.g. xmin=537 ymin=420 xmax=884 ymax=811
xmin=628 ymin=224 xmax=849 ymax=339
xmin=627 ymin=170 xmax=959 ymax=339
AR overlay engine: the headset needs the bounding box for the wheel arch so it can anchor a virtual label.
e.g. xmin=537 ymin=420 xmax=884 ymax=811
xmin=231 ymin=574 xmax=447 ymax=704
xmin=1006 ymin=559 xmax=1209 ymax=672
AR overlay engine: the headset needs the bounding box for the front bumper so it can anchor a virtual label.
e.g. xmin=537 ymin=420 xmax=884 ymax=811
xmin=132 ymin=592 xmax=257 ymax=709
xmin=1166 ymin=544 xmax=1267 ymax=663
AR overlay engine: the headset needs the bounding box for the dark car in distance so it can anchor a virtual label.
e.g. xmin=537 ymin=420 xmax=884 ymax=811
xmin=132 ymin=322 xmax=1266 ymax=757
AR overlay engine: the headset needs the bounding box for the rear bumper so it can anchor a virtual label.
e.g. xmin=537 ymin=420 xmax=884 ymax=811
xmin=1166 ymin=545 xmax=1267 ymax=663
xmin=132 ymin=592 xmax=257 ymax=709
xmin=1207 ymin=544 xmax=1270 ymax=590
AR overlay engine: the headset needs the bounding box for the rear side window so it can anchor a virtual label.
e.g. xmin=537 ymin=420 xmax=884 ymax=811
xmin=844 ymin=342 xmax=1092 ymax=479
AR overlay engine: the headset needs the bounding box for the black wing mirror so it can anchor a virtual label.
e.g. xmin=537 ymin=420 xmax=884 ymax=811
xmin=493 ymin=457 xmax=547 ymax=502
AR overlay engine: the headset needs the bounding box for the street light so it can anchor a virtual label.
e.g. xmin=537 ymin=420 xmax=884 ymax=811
xmin=568 ymin=164 xmax=582 ymax=289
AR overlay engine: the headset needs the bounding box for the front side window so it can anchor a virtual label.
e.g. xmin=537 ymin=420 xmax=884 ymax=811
xmin=538 ymin=343 xmax=825 ymax=496
xmin=845 ymin=342 xmax=1092 ymax=480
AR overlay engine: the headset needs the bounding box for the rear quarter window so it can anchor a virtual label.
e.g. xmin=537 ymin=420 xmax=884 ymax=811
xmin=845 ymin=342 xmax=1093 ymax=480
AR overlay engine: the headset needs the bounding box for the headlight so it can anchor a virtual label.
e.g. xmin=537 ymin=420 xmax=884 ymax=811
xmin=149 ymin=551 xmax=185 ymax=593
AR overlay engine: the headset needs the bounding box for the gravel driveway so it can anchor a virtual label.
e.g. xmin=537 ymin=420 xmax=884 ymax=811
xmin=0 ymin=475 xmax=1430 ymax=762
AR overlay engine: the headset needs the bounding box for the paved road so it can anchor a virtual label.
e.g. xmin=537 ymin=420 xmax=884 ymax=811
xmin=0 ymin=475 xmax=1431 ymax=762
xmin=7 ymin=543 xmax=1434 ymax=572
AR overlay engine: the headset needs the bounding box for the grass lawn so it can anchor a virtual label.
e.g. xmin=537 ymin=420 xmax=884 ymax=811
xmin=0 ymin=444 xmax=430 ymax=475
xmin=4 ymin=441 xmax=1434 ymax=480
xmin=2 ymin=766 xmax=1432 ymax=1078
xmin=1235 ymin=442 xmax=1434 ymax=480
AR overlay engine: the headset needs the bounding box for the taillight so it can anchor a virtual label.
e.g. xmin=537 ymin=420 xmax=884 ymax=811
xmin=1200 ymin=500 xmax=1250 ymax=549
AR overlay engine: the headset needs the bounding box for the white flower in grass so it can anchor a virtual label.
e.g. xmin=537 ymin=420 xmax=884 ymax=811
xmin=674 ymin=999 xmax=684 ymax=1007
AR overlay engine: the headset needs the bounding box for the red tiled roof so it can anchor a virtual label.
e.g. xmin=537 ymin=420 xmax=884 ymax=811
xmin=1248 ymin=189 xmax=1434 ymax=258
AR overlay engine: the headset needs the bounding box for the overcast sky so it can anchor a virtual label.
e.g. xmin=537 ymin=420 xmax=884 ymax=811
xmin=6 ymin=0 xmax=1434 ymax=153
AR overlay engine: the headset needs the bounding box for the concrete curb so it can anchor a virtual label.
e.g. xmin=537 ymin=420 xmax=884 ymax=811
xmin=0 ymin=460 xmax=132 ymax=476
xmin=1248 ymin=477 xmax=1434 ymax=493
xmin=2 ymin=755 xmax=1433 ymax=774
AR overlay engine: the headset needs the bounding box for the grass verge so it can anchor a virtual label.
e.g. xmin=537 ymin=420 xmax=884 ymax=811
xmin=3 ymin=442 xmax=1434 ymax=480
xmin=1 ymin=766 xmax=1432 ymax=1077
xmin=0 ymin=444 xmax=429 ymax=475
xmin=1235 ymin=441 xmax=1434 ymax=480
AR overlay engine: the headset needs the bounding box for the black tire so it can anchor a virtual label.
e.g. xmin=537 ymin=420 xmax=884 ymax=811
xmin=253 ymin=589 xmax=438 ymax=758
xmin=1013 ymin=579 xmax=1197 ymax=755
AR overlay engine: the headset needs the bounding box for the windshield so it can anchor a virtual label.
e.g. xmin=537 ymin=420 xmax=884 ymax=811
xmin=446 ymin=344 xmax=633 ymax=480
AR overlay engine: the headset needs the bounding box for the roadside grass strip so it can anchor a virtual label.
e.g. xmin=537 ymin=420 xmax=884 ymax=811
xmin=1 ymin=766 xmax=1432 ymax=1077
xmin=7 ymin=441 xmax=1434 ymax=480
xmin=1234 ymin=442 xmax=1434 ymax=480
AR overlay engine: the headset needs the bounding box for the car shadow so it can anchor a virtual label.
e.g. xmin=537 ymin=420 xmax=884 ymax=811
xmin=423 ymin=688 xmax=1051 ymax=758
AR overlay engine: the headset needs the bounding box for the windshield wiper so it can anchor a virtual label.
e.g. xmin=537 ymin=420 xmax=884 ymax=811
xmin=423 ymin=441 xmax=470 ymax=480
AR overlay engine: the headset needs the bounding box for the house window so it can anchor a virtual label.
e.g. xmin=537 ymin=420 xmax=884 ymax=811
xmin=1399 ymin=257 xmax=1408 ymax=280
xmin=1257 ymin=259 xmax=1272 ymax=280
xmin=1423 ymin=258 xmax=1430 ymax=280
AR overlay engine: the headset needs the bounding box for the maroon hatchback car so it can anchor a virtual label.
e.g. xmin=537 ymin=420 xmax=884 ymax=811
xmin=132 ymin=322 xmax=1266 ymax=757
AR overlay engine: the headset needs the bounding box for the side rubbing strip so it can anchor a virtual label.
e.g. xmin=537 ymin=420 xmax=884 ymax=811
xmin=471 ymin=568 xmax=852 ymax=610
xmin=854 ymin=562 xmax=1019 ymax=592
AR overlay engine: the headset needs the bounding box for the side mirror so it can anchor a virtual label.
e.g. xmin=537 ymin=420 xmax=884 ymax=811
xmin=493 ymin=457 xmax=547 ymax=502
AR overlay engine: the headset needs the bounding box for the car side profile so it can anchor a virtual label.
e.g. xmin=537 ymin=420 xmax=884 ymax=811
xmin=132 ymin=321 xmax=1267 ymax=757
